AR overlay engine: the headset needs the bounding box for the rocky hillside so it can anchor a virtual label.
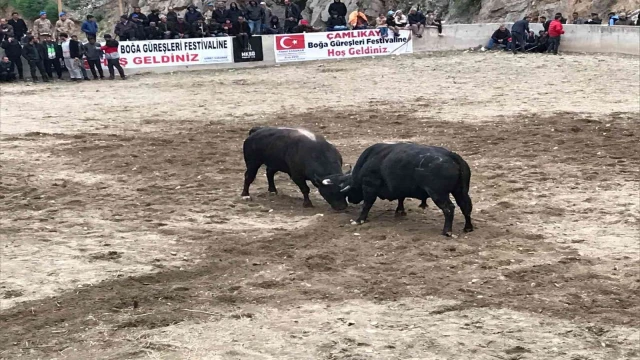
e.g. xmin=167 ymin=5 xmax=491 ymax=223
xmin=2 ymin=0 xmax=638 ymax=32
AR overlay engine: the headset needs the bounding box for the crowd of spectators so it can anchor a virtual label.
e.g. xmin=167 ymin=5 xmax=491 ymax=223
xmin=481 ymin=11 xmax=639 ymax=54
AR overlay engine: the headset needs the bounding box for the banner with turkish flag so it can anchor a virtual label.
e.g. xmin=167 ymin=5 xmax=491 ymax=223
xmin=274 ymin=30 xmax=412 ymax=63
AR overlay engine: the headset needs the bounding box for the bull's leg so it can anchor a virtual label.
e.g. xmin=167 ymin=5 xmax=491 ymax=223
xmin=292 ymin=177 xmax=313 ymax=208
xmin=395 ymin=198 xmax=407 ymax=217
xmin=431 ymin=194 xmax=455 ymax=237
xmin=452 ymin=189 xmax=474 ymax=232
xmin=352 ymin=186 xmax=378 ymax=225
xmin=266 ymin=167 xmax=278 ymax=195
xmin=419 ymin=199 xmax=428 ymax=209
xmin=241 ymin=162 xmax=261 ymax=199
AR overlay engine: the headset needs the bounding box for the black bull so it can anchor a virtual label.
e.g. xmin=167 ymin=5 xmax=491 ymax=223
xmin=322 ymin=143 xmax=474 ymax=236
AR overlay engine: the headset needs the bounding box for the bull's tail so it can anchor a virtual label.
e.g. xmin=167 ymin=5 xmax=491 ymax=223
xmin=449 ymin=152 xmax=471 ymax=195
xmin=248 ymin=126 xmax=264 ymax=136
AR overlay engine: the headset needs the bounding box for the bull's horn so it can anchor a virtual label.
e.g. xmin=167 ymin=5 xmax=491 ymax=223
xmin=322 ymin=179 xmax=332 ymax=185
xmin=340 ymin=185 xmax=351 ymax=193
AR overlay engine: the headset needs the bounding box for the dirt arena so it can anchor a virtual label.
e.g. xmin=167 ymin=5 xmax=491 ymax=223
xmin=1 ymin=51 xmax=639 ymax=359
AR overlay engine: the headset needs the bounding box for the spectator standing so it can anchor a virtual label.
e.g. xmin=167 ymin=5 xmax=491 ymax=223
xmin=71 ymin=34 xmax=90 ymax=80
xmin=226 ymin=2 xmax=244 ymax=24
xmin=349 ymin=7 xmax=369 ymax=29
xmin=539 ymin=16 xmax=548 ymax=31
xmin=0 ymin=56 xmax=16 ymax=82
xmin=40 ymin=33 xmax=63 ymax=79
xmin=148 ymin=9 xmax=161 ymax=25
xmin=615 ymin=12 xmax=634 ymax=25
xmin=233 ymin=16 xmax=251 ymax=50
xmin=84 ymin=36 xmax=104 ymax=79
xmin=425 ymin=10 xmax=443 ymax=36
xmin=585 ymin=13 xmax=602 ymax=24
xmin=82 ymin=15 xmax=98 ymax=39
xmin=408 ymin=8 xmax=426 ymax=38
xmin=547 ymin=14 xmax=564 ymax=54
xmin=60 ymin=33 xmax=82 ymax=81
xmin=284 ymin=0 xmax=302 ymax=33
xmin=166 ymin=7 xmax=178 ymax=24
xmin=511 ymin=15 xmax=530 ymax=54
xmin=115 ymin=15 xmax=136 ymax=41
xmin=327 ymin=12 xmax=348 ymax=31
xmin=1 ymin=36 xmax=23 ymax=80
xmin=263 ymin=15 xmax=282 ymax=34
xmin=245 ymin=0 xmax=265 ymax=35
xmin=55 ymin=12 xmax=76 ymax=39
xmin=34 ymin=12 xmax=53 ymax=39
xmin=481 ymin=24 xmax=510 ymax=50
xmin=328 ymin=0 xmax=347 ymax=22
xmin=185 ymin=5 xmax=203 ymax=24
xmin=8 ymin=12 xmax=28 ymax=42
xmin=260 ymin=2 xmax=272 ymax=32
xmin=129 ymin=7 xmax=148 ymax=25
xmin=22 ymin=36 xmax=49 ymax=82
xmin=212 ymin=3 xmax=227 ymax=24
xmin=0 ymin=19 xmax=14 ymax=42
xmin=101 ymin=34 xmax=125 ymax=80
xmin=572 ymin=12 xmax=585 ymax=24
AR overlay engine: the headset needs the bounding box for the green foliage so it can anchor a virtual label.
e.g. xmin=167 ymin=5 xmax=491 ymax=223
xmin=10 ymin=0 xmax=58 ymax=20
xmin=452 ymin=0 xmax=481 ymax=16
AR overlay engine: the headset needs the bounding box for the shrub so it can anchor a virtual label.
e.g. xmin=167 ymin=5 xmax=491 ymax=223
xmin=11 ymin=0 xmax=59 ymax=20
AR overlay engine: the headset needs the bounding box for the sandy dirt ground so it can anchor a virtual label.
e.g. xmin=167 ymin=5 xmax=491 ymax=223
xmin=1 ymin=52 xmax=639 ymax=360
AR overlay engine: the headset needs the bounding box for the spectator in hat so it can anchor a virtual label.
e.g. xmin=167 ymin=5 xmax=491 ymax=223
xmin=115 ymin=15 xmax=136 ymax=41
xmin=157 ymin=15 xmax=172 ymax=38
xmin=130 ymin=13 xmax=146 ymax=39
xmin=263 ymin=15 xmax=282 ymax=34
xmin=0 ymin=56 xmax=16 ymax=82
xmin=284 ymin=0 xmax=302 ymax=33
xmin=260 ymin=2 xmax=272 ymax=32
xmin=233 ymin=15 xmax=251 ymax=50
xmin=1 ymin=35 xmax=23 ymax=79
xmin=615 ymin=12 xmax=634 ymax=25
xmin=8 ymin=12 xmax=28 ymax=41
xmin=185 ymin=5 xmax=203 ymax=24
xmin=385 ymin=10 xmax=400 ymax=36
xmin=349 ymin=7 xmax=369 ymax=29
xmin=327 ymin=11 xmax=348 ymax=31
xmin=129 ymin=6 xmax=148 ymax=25
xmin=408 ymin=8 xmax=426 ymax=37
xmin=226 ymin=2 xmax=244 ymax=25
xmin=203 ymin=3 xmax=215 ymax=23
xmin=393 ymin=10 xmax=408 ymax=28
xmin=148 ymin=9 xmax=161 ymax=25
xmin=22 ymin=36 xmax=49 ymax=82
xmin=34 ymin=11 xmax=53 ymax=39
xmin=40 ymin=32 xmax=63 ymax=79
xmin=84 ymin=36 xmax=104 ymax=79
xmin=328 ymin=0 xmax=347 ymax=21
xmin=585 ymin=13 xmax=602 ymax=24
xmin=101 ymin=34 xmax=125 ymax=80
xmin=82 ymin=15 xmax=98 ymax=39
xmin=55 ymin=12 xmax=76 ymax=39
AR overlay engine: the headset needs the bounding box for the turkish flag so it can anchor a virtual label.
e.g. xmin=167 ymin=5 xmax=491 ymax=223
xmin=276 ymin=34 xmax=306 ymax=50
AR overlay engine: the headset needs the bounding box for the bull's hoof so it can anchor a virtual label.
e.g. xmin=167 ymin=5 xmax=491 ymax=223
xmin=443 ymin=231 xmax=453 ymax=237
xmin=241 ymin=195 xmax=251 ymax=201
xmin=395 ymin=211 xmax=407 ymax=217
xmin=419 ymin=202 xmax=428 ymax=209
xmin=268 ymin=190 xmax=278 ymax=196
xmin=303 ymin=201 xmax=314 ymax=208
xmin=463 ymin=226 xmax=474 ymax=233
xmin=350 ymin=219 xmax=364 ymax=225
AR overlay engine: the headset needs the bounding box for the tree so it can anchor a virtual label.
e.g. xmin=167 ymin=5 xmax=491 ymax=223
xmin=11 ymin=0 xmax=59 ymax=20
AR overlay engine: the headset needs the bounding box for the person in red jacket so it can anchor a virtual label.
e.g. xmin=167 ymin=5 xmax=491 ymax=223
xmin=547 ymin=14 xmax=565 ymax=55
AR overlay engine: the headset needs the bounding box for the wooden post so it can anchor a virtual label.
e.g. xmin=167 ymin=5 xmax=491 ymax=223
xmin=118 ymin=0 xmax=123 ymax=16
xmin=57 ymin=0 xmax=62 ymax=14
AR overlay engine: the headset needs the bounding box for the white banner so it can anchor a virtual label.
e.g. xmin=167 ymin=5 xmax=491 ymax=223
xmin=274 ymin=30 xmax=413 ymax=63
xmin=113 ymin=38 xmax=233 ymax=68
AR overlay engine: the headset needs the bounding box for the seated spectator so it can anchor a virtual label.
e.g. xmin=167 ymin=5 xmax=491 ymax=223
xmin=0 ymin=56 xmax=16 ymax=82
xmin=115 ymin=15 xmax=136 ymax=41
xmin=349 ymin=7 xmax=369 ymax=29
xmin=129 ymin=7 xmax=148 ymax=25
xmin=328 ymin=0 xmax=347 ymax=22
xmin=145 ymin=22 xmax=164 ymax=40
xmin=233 ymin=16 xmax=251 ymax=50
xmin=166 ymin=7 xmax=178 ymax=24
xmin=572 ymin=12 xmax=585 ymax=24
xmin=226 ymin=2 xmax=243 ymax=24
xmin=212 ymin=3 xmax=227 ymax=24
xmin=284 ymin=0 xmax=302 ymax=33
xmin=171 ymin=16 xmax=191 ymax=38
xmin=615 ymin=12 xmax=634 ymax=25
xmin=535 ymin=30 xmax=549 ymax=52
xmin=130 ymin=14 xmax=147 ymax=40
xmin=191 ymin=18 xmax=210 ymax=37
xmin=327 ymin=11 xmax=348 ymax=31
xmin=209 ymin=20 xmax=227 ymax=36
xmin=222 ymin=19 xmax=233 ymax=35
xmin=481 ymin=24 xmax=510 ymax=51
xmin=263 ymin=15 xmax=282 ymax=34
xmin=525 ymin=30 xmax=537 ymax=50
xmin=81 ymin=15 xmax=98 ymax=40
xmin=407 ymin=8 xmax=426 ymax=38
xmin=425 ymin=10 xmax=443 ymax=36
xmin=585 ymin=13 xmax=602 ymax=24
xmin=607 ymin=12 xmax=618 ymax=26
xmin=385 ymin=10 xmax=401 ymax=36
xmin=394 ymin=10 xmax=408 ymax=28
xmin=294 ymin=19 xmax=321 ymax=33
xmin=185 ymin=5 xmax=204 ymax=24
xmin=157 ymin=16 xmax=172 ymax=38
xmin=148 ymin=9 xmax=161 ymax=25
xmin=376 ymin=13 xmax=388 ymax=37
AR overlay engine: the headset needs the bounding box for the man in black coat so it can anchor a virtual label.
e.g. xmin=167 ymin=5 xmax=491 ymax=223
xmin=8 ymin=12 xmax=28 ymax=41
xmin=22 ymin=36 xmax=49 ymax=82
xmin=284 ymin=0 xmax=302 ymax=33
xmin=233 ymin=16 xmax=251 ymax=50
xmin=511 ymin=15 xmax=530 ymax=54
xmin=147 ymin=9 xmax=161 ymax=25
xmin=1 ymin=36 xmax=23 ymax=79
xmin=328 ymin=0 xmax=347 ymax=21
xmin=129 ymin=6 xmax=149 ymax=25
xmin=0 ymin=56 xmax=16 ymax=82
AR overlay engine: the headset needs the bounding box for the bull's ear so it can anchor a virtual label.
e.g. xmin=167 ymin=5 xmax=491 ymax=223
xmin=311 ymin=174 xmax=321 ymax=187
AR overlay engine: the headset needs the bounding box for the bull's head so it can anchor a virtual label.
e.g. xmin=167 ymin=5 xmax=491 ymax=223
xmin=312 ymin=173 xmax=354 ymax=211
